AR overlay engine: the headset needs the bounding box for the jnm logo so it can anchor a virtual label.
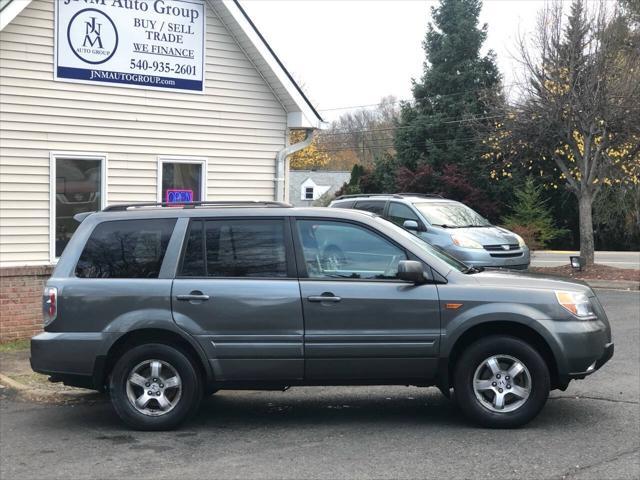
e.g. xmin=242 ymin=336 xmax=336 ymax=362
xmin=67 ymin=8 xmax=118 ymax=64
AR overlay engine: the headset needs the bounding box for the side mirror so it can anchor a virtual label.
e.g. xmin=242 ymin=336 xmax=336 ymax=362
xmin=403 ymin=220 xmax=420 ymax=231
xmin=397 ymin=260 xmax=426 ymax=284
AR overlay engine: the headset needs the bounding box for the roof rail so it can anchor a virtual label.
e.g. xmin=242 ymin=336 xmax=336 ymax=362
xmin=334 ymin=193 xmax=402 ymax=200
xmin=334 ymin=193 xmax=444 ymax=200
xmin=396 ymin=192 xmax=444 ymax=198
xmin=102 ymin=201 xmax=292 ymax=212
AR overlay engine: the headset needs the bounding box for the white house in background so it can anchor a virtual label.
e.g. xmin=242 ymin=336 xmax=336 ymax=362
xmin=289 ymin=170 xmax=351 ymax=206
xmin=0 ymin=0 xmax=324 ymax=340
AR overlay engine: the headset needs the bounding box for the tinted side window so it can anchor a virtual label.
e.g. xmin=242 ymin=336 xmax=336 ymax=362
xmin=76 ymin=219 xmax=176 ymax=278
xmin=387 ymin=202 xmax=420 ymax=227
xmin=180 ymin=219 xmax=287 ymax=278
xmin=354 ymin=200 xmax=385 ymax=215
xmin=296 ymin=220 xmax=407 ymax=280
xmin=332 ymin=200 xmax=355 ymax=209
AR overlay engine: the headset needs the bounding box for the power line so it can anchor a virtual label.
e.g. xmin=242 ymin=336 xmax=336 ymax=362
xmin=317 ymin=113 xmax=507 ymax=140
xmin=316 ymin=82 xmax=527 ymax=113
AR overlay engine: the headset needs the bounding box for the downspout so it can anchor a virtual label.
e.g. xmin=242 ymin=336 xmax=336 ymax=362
xmin=275 ymin=128 xmax=315 ymax=202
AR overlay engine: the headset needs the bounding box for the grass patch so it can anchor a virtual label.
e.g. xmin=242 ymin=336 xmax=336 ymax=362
xmin=0 ymin=339 xmax=30 ymax=353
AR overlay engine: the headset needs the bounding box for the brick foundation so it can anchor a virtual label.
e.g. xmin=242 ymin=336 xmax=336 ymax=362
xmin=0 ymin=265 xmax=53 ymax=342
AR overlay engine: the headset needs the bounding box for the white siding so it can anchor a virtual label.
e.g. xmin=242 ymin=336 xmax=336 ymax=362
xmin=0 ymin=0 xmax=287 ymax=266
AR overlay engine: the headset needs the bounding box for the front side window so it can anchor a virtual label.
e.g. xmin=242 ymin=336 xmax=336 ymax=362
xmin=76 ymin=219 xmax=176 ymax=278
xmin=296 ymin=220 xmax=407 ymax=280
xmin=387 ymin=202 xmax=420 ymax=227
xmin=55 ymin=158 xmax=102 ymax=257
xmin=161 ymin=161 xmax=203 ymax=204
xmin=180 ymin=219 xmax=287 ymax=278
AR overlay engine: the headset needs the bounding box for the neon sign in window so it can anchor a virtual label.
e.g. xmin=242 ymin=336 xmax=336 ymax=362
xmin=166 ymin=189 xmax=194 ymax=204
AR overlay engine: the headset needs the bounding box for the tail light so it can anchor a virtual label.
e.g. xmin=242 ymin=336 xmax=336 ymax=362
xmin=43 ymin=286 xmax=57 ymax=326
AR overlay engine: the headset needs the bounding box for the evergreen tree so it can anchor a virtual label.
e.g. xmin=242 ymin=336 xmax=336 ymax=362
xmin=502 ymin=178 xmax=568 ymax=249
xmin=393 ymin=0 xmax=502 ymax=175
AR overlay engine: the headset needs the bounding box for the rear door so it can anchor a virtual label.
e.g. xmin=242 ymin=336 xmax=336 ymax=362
xmin=172 ymin=217 xmax=304 ymax=382
xmin=294 ymin=218 xmax=440 ymax=381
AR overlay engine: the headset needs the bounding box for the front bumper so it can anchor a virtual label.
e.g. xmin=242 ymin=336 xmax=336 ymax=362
xmin=569 ymin=342 xmax=614 ymax=379
xmin=31 ymin=332 xmax=108 ymax=390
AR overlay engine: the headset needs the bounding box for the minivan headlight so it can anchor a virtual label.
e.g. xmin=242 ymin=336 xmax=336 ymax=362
xmin=555 ymin=291 xmax=595 ymax=318
xmin=451 ymin=234 xmax=483 ymax=249
xmin=513 ymin=233 xmax=526 ymax=248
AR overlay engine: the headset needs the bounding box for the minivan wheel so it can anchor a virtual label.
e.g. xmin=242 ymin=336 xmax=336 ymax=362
xmin=109 ymin=344 xmax=202 ymax=430
xmin=453 ymin=335 xmax=550 ymax=428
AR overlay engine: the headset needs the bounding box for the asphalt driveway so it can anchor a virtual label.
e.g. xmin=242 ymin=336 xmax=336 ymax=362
xmin=1 ymin=290 xmax=638 ymax=480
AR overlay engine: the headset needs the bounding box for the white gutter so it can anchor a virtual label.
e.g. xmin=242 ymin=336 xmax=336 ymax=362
xmin=275 ymin=129 xmax=315 ymax=202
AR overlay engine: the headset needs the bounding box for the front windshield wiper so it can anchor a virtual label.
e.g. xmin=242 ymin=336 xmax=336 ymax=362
xmin=462 ymin=266 xmax=485 ymax=274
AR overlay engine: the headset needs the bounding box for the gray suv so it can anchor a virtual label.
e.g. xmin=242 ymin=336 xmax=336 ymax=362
xmin=330 ymin=194 xmax=531 ymax=270
xmin=31 ymin=201 xmax=613 ymax=430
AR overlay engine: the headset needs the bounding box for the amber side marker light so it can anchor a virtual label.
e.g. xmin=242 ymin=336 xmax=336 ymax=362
xmin=445 ymin=303 xmax=463 ymax=310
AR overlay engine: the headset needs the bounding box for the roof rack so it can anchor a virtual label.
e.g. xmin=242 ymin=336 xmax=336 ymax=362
xmin=396 ymin=193 xmax=444 ymax=198
xmin=334 ymin=193 xmax=443 ymax=200
xmin=103 ymin=201 xmax=292 ymax=212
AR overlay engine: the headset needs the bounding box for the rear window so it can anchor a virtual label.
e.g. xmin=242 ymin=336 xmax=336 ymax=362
xmin=75 ymin=219 xmax=176 ymax=278
xmin=180 ymin=219 xmax=287 ymax=278
xmin=354 ymin=200 xmax=386 ymax=215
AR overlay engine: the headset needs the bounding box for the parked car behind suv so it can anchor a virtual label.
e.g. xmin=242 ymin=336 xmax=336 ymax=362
xmin=330 ymin=194 xmax=530 ymax=270
xmin=31 ymin=201 xmax=612 ymax=430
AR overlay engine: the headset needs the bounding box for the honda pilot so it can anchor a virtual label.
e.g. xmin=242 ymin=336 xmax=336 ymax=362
xmin=31 ymin=201 xmax=613 ymax=430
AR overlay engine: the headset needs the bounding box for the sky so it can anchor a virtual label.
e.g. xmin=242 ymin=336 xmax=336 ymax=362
xmin=241 ymin=0 xmax=548 ymax=122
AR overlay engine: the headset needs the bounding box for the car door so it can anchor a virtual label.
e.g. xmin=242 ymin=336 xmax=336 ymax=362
xmin=294 ymin=218 xmax=441 ymax=381
xmin=172 ymin=217 xmax=304 ymax=382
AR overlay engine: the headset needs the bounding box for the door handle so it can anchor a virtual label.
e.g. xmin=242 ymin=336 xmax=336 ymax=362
xmin=307 ymin=294 xmax=342 ymax=303
xmin=177 ymin=293 xmax=210 ymax=302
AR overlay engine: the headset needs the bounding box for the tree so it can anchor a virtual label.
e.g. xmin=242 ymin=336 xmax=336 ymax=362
xmin=499 ymin=0 xmax=640 ymax=265
xmin=502 ymin=178 xmax=569 ymax=249
xmin=319 ymin=96 xmax=400 ymax=170
xmin=393 ymin=0 xmax=502 ymax=173
xmin=359 ymin=0 xmax=506 ymax=218
xmin=289 ymin=130 xmax=330 ymax=170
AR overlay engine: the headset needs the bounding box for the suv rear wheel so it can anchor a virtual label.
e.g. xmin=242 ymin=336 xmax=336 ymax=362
xmin=109 ymin=343 xmax=202 ymax=430
xmin=453 ymin=335 xmax=550 ymax=428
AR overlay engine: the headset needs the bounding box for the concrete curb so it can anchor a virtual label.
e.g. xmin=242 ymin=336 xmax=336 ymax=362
xmin=0 ymin=372 xmax=100 ymax=403
xmin=585 ymin=279 xmax=640 ymax=291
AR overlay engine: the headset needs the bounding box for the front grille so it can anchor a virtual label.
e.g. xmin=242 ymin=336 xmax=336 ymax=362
xmin=489 ymin=252 xmax=523 ymax=258
xmin=484 ymin=244 xmax=519 ymax=252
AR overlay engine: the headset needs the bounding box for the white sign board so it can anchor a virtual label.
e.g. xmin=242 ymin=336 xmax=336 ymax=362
xmin=55 ymin=0 xmax=205 ymax=92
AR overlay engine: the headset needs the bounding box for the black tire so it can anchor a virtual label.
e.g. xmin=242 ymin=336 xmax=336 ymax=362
xmin=453 ymin=335 xmax=550 ymax=428
xmin=109 ymin=343 xmax=202 ymax=431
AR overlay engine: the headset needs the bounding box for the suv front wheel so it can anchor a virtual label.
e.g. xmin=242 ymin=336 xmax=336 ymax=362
xmin=453 ymin=335 xmax=550 ymax=428
xmin=109 ymin=343 xmax=202 ymax=430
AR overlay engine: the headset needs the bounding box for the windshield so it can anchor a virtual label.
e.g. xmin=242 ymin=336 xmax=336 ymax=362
xmin=414 ymin=202 xmax=491 ymax=227
xmin=373 ymin=217 xmax=469 ymax=273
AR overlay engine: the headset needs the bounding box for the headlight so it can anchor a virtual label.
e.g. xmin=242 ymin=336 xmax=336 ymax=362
xmin=513 ymin=233 xmax=526 ymax=248
xmin=451 ymin=234 xmax=483 ymax=249
xmin=555 ymin=291 xmax=595 ymax=318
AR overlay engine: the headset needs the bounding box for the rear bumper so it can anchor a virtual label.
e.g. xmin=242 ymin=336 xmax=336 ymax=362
xmin=30 ymin=332 xmax=107 ymax=390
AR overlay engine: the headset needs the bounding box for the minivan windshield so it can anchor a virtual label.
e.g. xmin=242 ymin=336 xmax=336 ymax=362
xmin=374 ymin=216 xmax=469 ymax=273
xmin=414 ymin=202 xmax=491 ymax=228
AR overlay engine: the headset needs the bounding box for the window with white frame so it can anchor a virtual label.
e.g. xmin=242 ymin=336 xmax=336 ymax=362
xmin=51 ymin=155 xmax=106 ymax=259
xmin=304 ymin=187 xmax=314 ymax=200
xmin=159 ymin=158 xmax=206 ymax=204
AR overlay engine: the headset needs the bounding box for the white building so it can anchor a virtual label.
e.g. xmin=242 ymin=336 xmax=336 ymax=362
xmin=289 ymin=170 xmax=351 ymax=207
xmin=0 ymin=0 xmax=324 ymax=340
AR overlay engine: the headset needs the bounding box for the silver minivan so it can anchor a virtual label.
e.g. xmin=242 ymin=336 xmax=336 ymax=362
xmin=330 ymin=194 xmax=530 ymax=270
